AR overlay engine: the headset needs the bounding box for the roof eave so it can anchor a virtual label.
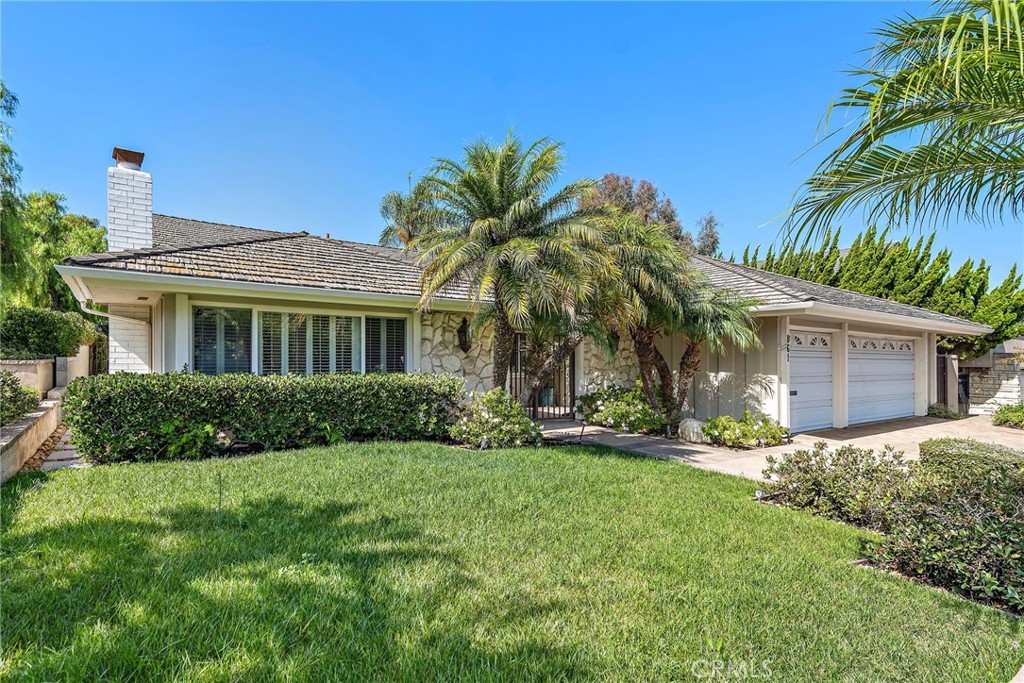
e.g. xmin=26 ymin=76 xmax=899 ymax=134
xmin=55 ymin=264 xmax=477 ymax=313
xmin=755 ymin=300 xmax=991 ymax=336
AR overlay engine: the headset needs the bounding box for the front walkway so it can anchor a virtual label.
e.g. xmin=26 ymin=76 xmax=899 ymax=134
xmin=542 ymin=416 xmax=1023 ymax=481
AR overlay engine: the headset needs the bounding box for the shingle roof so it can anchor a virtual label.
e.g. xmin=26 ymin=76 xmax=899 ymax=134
xmin=692 ymin=255 xmax=989 ymax=331
xmin=68 ymin=214 xmax=455 ymax=299
xmin=65 ymin=214 xmax=987 ymax=330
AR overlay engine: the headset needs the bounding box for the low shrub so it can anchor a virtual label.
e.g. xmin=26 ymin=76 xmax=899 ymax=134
xmin=64 ymin=371 xmax=466 ymax=463
xmin=703 ymin=411 xmax=788 ymax=448
xmin=926 ymin=403 xmax=964 ymax=420
xmin=0 ymin=306 xmax=99 ymax=359
xmin=0 ymin=370 xmax=40 ymax=426
xmin=765 ymin=438 xmax=1024 ymax=613
xmin=878 ymin=441 xmax=1024 ymax=613
xmin=763 ymin=442 xmax=912 ymax=531
xmin=577 ymin=382 xmax=666 ymax=433
xmin=918 ymin=438 xmax=1024 ymax=483
xmin=449 ymin=388 xmax=542 ymax=449
xmin=992 ymin=403 xmax=1024 ymax=429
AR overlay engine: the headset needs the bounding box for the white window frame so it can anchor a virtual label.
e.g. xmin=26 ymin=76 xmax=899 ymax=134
xmin=189 ymin=303 xmax=255 ymax=375
xmin=365 ymin=315 xmax=410 ymax=373
xmin=188 ymin=300 xmax=412 ymax=376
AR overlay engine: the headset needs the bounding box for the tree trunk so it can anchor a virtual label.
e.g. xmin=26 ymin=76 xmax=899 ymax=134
xmin=517 ymin=333 xmax=583 ymax=405
xmin=630 ymin=329 xmax=662 ymax=410
xmin=671 ymin=341 xmax=703 ymax=425
xmin=491 ymin=309 xmax=514 ymax=392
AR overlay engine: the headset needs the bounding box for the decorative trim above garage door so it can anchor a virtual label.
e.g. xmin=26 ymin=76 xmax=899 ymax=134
xmin=849 ymin=337 xmax=914 ymax=352
xmin=789 ymin=332 xmax=831 ymax=348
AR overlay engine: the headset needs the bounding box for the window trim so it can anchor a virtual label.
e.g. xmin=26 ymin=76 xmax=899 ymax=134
xmin=190 ymin=305 xmax=254 ymax=375
xmin=188 ymin=300 xmax=412 ymax=376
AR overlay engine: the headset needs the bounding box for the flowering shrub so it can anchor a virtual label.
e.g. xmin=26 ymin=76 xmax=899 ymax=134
xmin=449 ymin=389 xmax=542 ymax=449
xmin=703 ymin=411 xmax=788 ymax=448
xmin=577 ymin=382 xmax=665 ymax=433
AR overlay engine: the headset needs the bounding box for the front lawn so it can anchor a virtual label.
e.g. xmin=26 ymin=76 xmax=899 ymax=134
xmin=2 ymin=444 xmax=1020 ymax=681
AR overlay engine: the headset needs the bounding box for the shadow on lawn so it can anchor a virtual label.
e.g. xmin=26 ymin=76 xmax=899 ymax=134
xmin=3 ymin=495 xmax=593 ymax=681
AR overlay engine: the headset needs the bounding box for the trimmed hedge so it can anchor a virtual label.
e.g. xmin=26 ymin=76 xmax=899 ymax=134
xmin=1 ymin=306 xmax=99 ymax=359
xmin=64 ymin=371 xmax=466 ymax=463
xmin=0 ymin=370 xmax=40 ymax=426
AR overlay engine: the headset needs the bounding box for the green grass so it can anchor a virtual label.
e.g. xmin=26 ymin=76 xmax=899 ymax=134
xmin=2 ymin=443 xmax=1020 ymax=682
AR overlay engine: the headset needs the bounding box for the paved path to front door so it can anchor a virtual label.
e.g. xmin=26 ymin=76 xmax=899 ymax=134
xmin=40 ymin=430 xmax=86 ymax=471
xmin=541 ymin=415 xmax=1023 ymax=481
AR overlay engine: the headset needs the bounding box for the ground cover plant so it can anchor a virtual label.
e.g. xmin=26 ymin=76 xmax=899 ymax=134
xmin=703 ymin=411 xmax=788 ymax=448
xmin=765 ymin=438 xmax=1024 ymax=613
xmin=993 ymin=403 xmax=1024 ymax=429
xmin=2 ymin=443 xmax=1021 ymax=682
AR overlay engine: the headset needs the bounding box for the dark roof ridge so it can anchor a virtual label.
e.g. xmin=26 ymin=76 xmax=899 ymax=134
xmin=66 ymin=232 xmax=307 ymax=266
xmin=694 ymin=254 xmax=980 ymax=326
xmin=693 ymin=254 xmax=812 ymax=300
xmin=153 ymin=213 xmax=307 ymax=236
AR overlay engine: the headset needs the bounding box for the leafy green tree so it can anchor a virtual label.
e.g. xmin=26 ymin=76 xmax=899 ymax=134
xmin=693 ymin=212 xmax=721 ymax=256
xmin=743 ymin=227 xmax=1023 ymax=357
xmin=410 ymin=134 xmax=611 ymax=393
xmin=579 ymin=174 xmax=681 ymax=236
xmin=789 ymin=0 xmax=1024 ymax=238
xmin=14 ymin=192 xmax=106 ymax=311
xmin=0 ymin=81 xmax=30 ymax=297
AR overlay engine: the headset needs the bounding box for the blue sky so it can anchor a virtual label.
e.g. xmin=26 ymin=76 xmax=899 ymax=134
xmin=4 ymin=1 xmax=1021 ymax=281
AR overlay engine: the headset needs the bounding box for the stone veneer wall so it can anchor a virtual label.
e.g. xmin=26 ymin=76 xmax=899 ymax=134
xmin=579 ymin=335 xmax=640 ymax=394
xmin=967 ymin=353 xmax=1023 ymax=415
xmin=421 ymin=312 xmax=495 ymax=392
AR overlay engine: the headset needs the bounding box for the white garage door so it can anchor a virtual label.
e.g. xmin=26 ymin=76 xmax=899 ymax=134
xmin=789 ymin=332 xmax=833 ymax=432
xmin=849 ymin=337 xmax=915 ymax=425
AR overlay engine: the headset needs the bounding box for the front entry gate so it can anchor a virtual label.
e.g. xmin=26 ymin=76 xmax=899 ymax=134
xmin=508 ymin=334 xmax=576 ymax=420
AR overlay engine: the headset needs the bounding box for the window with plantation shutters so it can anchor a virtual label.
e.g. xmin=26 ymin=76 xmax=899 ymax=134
xmin=288 ymin=314 xmax=308 ymax=374
xmin=260 ymin=312 xmax=283 ymax=375
xmin=192 ymin=307 xmax=252 ymax=375
xmin=334 ymin=316 xmax=361 ymax=372
xmin=259 ymin=312 xmax=362 ymax=375
xmin=311 ymin=315 xmax=331 ymax=374
xmin=366 ymin=317 xmax=406 ymax=373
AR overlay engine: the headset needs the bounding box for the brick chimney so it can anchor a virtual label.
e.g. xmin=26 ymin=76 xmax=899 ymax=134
xmin=107 ymin=147 xmax=152 ymax=251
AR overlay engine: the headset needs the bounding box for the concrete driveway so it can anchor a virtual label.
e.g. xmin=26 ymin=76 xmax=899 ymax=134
xmin=542 ymin=416 xmax=1023 ymax=481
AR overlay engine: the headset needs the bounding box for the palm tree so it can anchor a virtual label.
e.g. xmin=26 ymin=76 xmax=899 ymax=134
xmin=789 ymin=0 xmax=1024 ymax=239
xmin=378 ymin=175 xmax=434 ymax=247
xmin=410 ymin=133 xmax=611 ymax=392
xmin=586 ymin=199 xmax=760 ymax=427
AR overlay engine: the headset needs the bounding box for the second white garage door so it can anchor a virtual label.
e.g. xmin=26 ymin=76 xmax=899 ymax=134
xmin=848 ymin=337 xmax=915 ymax=425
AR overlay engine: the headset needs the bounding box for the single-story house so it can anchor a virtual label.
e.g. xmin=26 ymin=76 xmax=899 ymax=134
xmin=56 ymin=148 xmax=991 ymax=432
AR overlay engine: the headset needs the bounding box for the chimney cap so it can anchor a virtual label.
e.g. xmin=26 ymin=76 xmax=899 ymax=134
xmin=112 ymin=147 xmax=145 ymax=168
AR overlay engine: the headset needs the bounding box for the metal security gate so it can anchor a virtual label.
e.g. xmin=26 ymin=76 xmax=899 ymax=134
xmin=508 ymin=334 xmax=576 ymax=420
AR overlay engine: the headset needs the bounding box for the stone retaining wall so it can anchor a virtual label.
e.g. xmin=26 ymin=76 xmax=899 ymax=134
xmin=967 ymin=353 xmax=1024 ymax=416
xmin=1 ymin=399 xmax=62 ymax=483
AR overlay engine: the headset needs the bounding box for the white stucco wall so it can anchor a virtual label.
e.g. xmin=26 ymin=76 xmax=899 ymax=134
xmin=109 ymin=304 xmax=152 ymax=373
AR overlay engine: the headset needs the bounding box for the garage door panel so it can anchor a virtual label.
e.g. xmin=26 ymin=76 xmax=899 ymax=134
xmin=848 ymin=338 xmax=915 ymax=425
xmin=789 ymin=333 xmax=833 ymax=432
